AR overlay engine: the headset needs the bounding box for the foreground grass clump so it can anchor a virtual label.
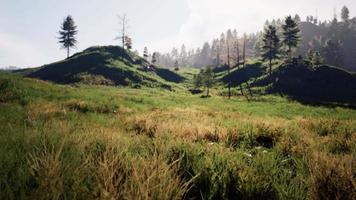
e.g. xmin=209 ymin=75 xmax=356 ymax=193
xmin=0 ymin=72 xmax=355 ymax=199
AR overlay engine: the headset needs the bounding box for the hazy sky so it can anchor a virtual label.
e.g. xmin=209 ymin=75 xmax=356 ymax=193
xmin=1 ymin=0 xmax=356 ymax=68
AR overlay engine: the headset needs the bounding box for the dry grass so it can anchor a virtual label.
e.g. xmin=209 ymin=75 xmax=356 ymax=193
xmin=307 ymin=152 xmax=356 ymax=200
xmin=1 ymin=73 xmax=356 ymax=199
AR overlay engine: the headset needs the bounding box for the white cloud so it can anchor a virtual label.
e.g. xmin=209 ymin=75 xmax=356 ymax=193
xmin=156 ymin=0 xmax=355 ymax=52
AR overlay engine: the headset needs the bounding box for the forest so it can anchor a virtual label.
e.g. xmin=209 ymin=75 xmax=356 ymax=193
xmin=154 ymin=6 xmax=356 ymax=72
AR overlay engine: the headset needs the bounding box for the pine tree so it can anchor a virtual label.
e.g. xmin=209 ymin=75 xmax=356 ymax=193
xmin=282 ymin=16 xmax=300 ymax=59
xmin=193 ymin=71 xmax=203 ymax=89
xmin=152 ymin=52 xmax=157 ymax=65
xmin=124 ymin=36 xmax=132 ymax=50
xmin=58 ymin=15 xmax=78 ymax=58
xmin=294 ymin=14 xmax=301 ymax=23
xmin=312 ymin=51 xmax=323 ymax=68
xmin=261 ymin=25 xmax=280 ymax=75
xmin=323 ymin=38 xmax=343 ymax=66
xmin=211 ymin=39 xmax=221 ymax=66
xmin=306 ymin=49 xmax=315 ymax=62
xmin=143 ymin=47 xmax=148 ymax=60
xmin=341 ymin=6 xmax=350 ymax=22
xmin=174 ymin=60 xmax=179 ymax=71
xmin=180 ymin=44 xmax=187 ymax=66
xmin=202 ymin=67 xmax=215 ymax=97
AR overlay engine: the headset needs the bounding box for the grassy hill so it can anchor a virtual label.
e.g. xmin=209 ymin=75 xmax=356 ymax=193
xmin=254 ymin=61 xmax=356 ymax=105
xmin=1 ymin=71 xmax=355 ymax=199
xmin=218 ymin=60 xmax=356 ymax=105
xmin=22 ymin=46 xmax=185 ymax=90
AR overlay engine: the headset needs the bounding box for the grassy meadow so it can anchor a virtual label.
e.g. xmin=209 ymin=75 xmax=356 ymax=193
xmin=0 ymin=72 xmax=355 ymax=200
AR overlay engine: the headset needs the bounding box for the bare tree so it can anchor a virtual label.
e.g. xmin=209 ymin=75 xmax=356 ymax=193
xmin=227 ymin=41 xmax=231 ymax=99
xmin=115 ymin=14 xmax=130 ymax=49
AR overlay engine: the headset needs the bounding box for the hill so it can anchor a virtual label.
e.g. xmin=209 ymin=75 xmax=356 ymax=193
xmin=220 ymin=61 xmax=265 ymax=87
xmin=23 ymin=46 xmax=185 ymax=89
xmin=254 ymin=61 xmax=356 ymax=105
xmin=217 ymin=60 xmax=356 ymax=105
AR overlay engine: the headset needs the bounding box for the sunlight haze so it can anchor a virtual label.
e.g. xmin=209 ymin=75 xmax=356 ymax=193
xmin=1 ymin=0 xmax=356 ymax=67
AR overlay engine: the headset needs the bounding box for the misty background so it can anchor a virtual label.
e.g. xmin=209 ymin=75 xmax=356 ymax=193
xmin=1 ymin=0 xmax=356 ymax=68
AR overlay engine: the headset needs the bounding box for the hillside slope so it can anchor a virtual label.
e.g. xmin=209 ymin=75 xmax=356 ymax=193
xmin=25 ymin=46 xmax=184 ymax=89
xmin=254 ymin=61 xmax=356 ymax=104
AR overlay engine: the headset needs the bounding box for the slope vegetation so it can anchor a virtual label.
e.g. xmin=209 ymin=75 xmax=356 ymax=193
xmin=255 ymin=61 xmax=356 ymax=105
xmin=0 ymin=72 xmax=355 ymax=199
xmin=25 ymin=46 xmax=184 ymax=89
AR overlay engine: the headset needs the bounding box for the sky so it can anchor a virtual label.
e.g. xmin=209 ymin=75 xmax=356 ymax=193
xmin=1 ymin=0 xmax=356 ymax=68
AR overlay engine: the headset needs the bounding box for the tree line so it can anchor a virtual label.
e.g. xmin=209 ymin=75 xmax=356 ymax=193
xmin=58 ymin=6 xmax=356 ymax=72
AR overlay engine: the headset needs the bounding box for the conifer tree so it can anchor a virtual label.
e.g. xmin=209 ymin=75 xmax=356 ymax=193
xmin=152 ymin=52 xmax=157 ymax=65
xmin=312 ymin=51 xmax=323 ymax=68
xmin=341 ymin=6 xmax=350 ymax=22
xmin=125 ymin=36 xmax=132 ymax=50
xmin=261 ymin=25 xmax=280 ymax=75
xmin=174 ymin=60 xmax=179 ymax=71
xmin=282 ymin=16 xmax=300 ymax=59
xmin=202 ymin=67 xmax=215 ymax=97
xmin=306 ymin=49 xmax=315 ymax=62
xmin=143 ymin=47 xmax=148 ymax=60
xmin=58 ymin=15 xmax=78 ymax=58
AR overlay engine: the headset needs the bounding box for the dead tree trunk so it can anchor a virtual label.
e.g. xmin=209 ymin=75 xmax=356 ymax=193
xmin=227 ymin=45 xmax=231 ymax=99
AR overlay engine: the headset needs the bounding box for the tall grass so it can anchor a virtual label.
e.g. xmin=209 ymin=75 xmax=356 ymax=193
xmin=0 ymin=72 xmax=355 ymax=199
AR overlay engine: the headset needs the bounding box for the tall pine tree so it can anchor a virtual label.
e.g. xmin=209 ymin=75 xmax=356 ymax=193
xmin=58 ymin=15 xmax=78 ymax=59
xmin=341 ymin=6 xmax=350 ymax=22
xmin=261 ymin=25 xmax=280 ymax=75
xmin=282 ymin=16 xmax=300 ymax=59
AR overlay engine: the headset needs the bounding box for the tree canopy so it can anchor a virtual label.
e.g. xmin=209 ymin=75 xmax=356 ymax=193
xmin=58 ymin=15 xmax=78 ymax=58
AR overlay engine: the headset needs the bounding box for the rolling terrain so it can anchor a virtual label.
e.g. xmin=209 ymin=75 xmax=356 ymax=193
xmin=18 ymin=46 xmax=185 ymax=90
xmin=1 ymin=57 xmax=355 ymax=199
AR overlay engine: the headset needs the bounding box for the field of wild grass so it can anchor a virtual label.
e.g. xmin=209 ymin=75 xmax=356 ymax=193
xmin=0 ymin=72 xmax=355 ymax=199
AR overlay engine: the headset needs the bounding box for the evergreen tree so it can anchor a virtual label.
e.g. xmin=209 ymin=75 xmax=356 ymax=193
xmin=261 ymin=25 xmax=280 ymax=75
xmin=180 ymin=44 xmax=187 ymax=66
xmin=294 ymin=14 xmax=301 ymax=23
xmin=312 ymin=51 xmax=323 ymax=68
xmin=219 ymin=33 xmax=226 ymax=63
xmin=58 ymin=15 xmax=78 ymax=58
xmin=152 ymin=52 xmax=157 ymax=65
xmin=171 ymin=48 xmax=179 ymax=61
xmin=211 ymin=39 xmax=221 ymax=66
xmin=306 ymin=49 xmax=315 ymax=62
xmin=282 ymin=16 xmax=301 ymax=59
xmin=124 ymin=36 xmax=132 ymax=50
xmin=194 ymin=67 xmax=215 ymax=97
xmin=174 ymin=60 xmax=179 ymax=71
xmin=193 ymin=71 xmax=203 ymax=89
xmin=200 ymin=42 xmax=211 ymax=67
xmin=323 ymin=38 xmax=343 ymax=66
xmin=341 ymin=6 xmax=350 ymax=22
xmin=143 ymin=47 xmax=148 ymax=60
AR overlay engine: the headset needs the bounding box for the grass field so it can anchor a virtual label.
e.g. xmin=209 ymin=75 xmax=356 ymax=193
xmin=0 ymin=72 xmax=355 ymax=200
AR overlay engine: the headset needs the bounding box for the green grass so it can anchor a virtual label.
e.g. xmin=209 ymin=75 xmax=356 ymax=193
xmin=0 ymin=72 xmax=355 ymax=199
